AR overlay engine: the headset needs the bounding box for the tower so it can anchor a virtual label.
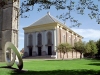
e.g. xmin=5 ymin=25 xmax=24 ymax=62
xmin=0 ymin=0 xmax=19 ymax=61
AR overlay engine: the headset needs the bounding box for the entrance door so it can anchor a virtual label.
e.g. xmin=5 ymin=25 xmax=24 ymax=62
xmin=48 ymin=46 xmax=52 ymax=55
xmin=38 ymin=47 xmax=41 ymax=56
xmin=29 ymin=47 xmax=32 ymax=56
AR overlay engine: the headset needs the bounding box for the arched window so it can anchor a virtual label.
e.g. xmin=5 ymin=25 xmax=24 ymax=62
xmin=47 ymin=31 xmax=52 ymax=44
xmin=28 ymin=34 xmax=33 ymax=46
xmin=37 ymin=33 xmax=42 ymax=45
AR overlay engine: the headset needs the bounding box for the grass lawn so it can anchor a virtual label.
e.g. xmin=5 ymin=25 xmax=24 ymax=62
xmin=0 ymin=59 xmax=100 ymax=75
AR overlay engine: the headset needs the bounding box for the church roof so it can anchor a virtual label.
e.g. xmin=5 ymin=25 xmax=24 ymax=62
xmin=28 ymin=12 xmax=65 ymax=27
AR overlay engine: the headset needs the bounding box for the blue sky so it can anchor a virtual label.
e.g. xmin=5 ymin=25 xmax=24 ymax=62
xmin=19 ymin=0 xmax=100 ymax=50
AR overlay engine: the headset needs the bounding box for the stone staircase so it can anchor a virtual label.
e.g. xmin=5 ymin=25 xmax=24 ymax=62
xmin=23 ymin=55 xmax=56 ymax=59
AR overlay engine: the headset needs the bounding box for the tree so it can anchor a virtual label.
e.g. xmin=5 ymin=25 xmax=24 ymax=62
xmin=64 ymin=43 xmax=72 ymax=58
xmin=96 ymin=39 xmax=100 ymax=58
xmin=74 ymin=41 xmax=86 ymax=59
xmin=0 ymin=0 xmax=100 ymax=26
xmin=56 ymin=43 xmax=66 ymax=60
xmin=56 ymin=43 xmax=72 ymax=60
xmin=85 ymin=40 xmax=98 ymax=58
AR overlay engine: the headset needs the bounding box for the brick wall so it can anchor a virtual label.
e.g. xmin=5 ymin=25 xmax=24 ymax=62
xmin=57 ymin=51 xmax=81 ymax=59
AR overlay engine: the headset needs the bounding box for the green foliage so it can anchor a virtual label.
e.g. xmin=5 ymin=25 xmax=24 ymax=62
xmin=57 ymin=43 xmax=72 ymax=54
xmin=56 ymin=43 xmax=72 ymax=59
xmin=85 ymin=40 xmax=98 ymax=57
xmin=74 ymin=41 xmax=86 ymax=58
xmin=96 ymin=39 xmax=100 ymax=55
xmin=74 ymin=41 xmax=86 ymax=53
xmin=1 ymin=0 xmax=100 ymax=25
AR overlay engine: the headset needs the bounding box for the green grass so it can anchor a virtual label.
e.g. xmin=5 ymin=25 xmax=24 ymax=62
xmin=0 ymin=59 xmax=100 ymax=75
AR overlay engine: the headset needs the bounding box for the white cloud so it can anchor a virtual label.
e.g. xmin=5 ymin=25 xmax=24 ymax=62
xmin=72 ymin=28 xmax=100 ymax=41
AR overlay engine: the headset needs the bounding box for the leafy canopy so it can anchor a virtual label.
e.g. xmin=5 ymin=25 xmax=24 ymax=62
xmin=74 ymin=41 xmax=86 ymax=54
xmin=0 ymin=0 xmax=100 ymax=26
xmin=86 ymin=40 xmax=98 ymax=56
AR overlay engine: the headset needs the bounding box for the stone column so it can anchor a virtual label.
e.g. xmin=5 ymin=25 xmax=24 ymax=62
xmin=45 ymin=31 xmax=47 ymax=54
xmin=32 ymin=32 xmax=34 ymax=56
xmin=52 ymin=29 xmax=57 ymax=57
xmin=32 ymin=32 xmax=36 ymax=56
xmin=56 ymin=26 xmax=59 ymax=45
xmin=59 ymin=27 xmax=62 ymax=43
xmin=42 ymin=30 xmax=46 ymax=55
xmin=24 ymin=33 xmax=28 ymax=57
xmin=55 ymin=28 xmax=58 ymax=59
xmin=35 ymin=32 xmax=38 ymax=54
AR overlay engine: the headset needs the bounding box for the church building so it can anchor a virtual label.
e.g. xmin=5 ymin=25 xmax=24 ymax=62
xmin=23 ymin=12 xmax=83 ymax=59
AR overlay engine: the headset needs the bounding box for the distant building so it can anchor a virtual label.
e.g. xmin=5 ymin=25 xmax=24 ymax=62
xmin=23 ymin=12 xmax=83 ymax=59
xmin=20 ymin=48 xmax=24 ymax=54
xmin=20 ymin=48 xmax=24 ymax=57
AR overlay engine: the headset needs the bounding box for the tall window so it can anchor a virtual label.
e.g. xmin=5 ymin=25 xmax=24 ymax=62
xmin=63 ymin=35 xmax=65 ymax=43
xmin=37 ymin=33 xmax=42 ymax=45
xmin=47 ymin=31 xmax=52 ymax=44
xmin=28 ymin=34 xmax=33 ymax=46
xmin=69 ymin=36 xmax=71 ymax=45
xmin=74 ymin=38 xmax=76 ymax=43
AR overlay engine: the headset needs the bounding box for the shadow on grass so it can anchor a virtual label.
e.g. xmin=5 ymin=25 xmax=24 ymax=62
xmin=88 ymin=63 xmax=100 ymax=66
xmin=85 ymin=58 xmax=100 ymax=62
xmin=10 ymin=69 xmax=100 ymax=75
xmin=0 ymin=66 xmax=100 ymax=75
xmin=0 ymin=66 xmax=99 ymax=75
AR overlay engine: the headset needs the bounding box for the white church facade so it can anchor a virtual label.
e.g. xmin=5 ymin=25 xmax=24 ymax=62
xmin=23 ymin=12 xmax=83 ymax=59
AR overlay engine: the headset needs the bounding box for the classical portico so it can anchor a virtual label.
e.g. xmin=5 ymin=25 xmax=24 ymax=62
xmin=24 ymin=29 xmax=56 ymax=57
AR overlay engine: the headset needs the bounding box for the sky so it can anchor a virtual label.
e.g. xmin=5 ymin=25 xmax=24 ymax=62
xmin=19 ymin=0 xmax=100 ymax=50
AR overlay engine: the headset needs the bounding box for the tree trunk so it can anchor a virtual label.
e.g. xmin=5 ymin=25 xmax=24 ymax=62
xmin=76 ymin=51 xmax=77 ymax=58
xmin=91 ymin=54 xmax=94 ymax=58
xmin=62 ymin=53 xmax=65 ymax=60
xmin=66 ymin=52 xmax=68 ymax=58
xmin=72 ymin=50 xmax=73 ymax=58
xmin=80 ymin=53 xmax=82 ymax=59
xmin=60 ymin=51 xmax=62 ymax=59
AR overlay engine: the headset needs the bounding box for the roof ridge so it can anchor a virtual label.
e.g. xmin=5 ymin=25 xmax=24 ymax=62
xmin=48 ymin=14 xmax=56 ymax=22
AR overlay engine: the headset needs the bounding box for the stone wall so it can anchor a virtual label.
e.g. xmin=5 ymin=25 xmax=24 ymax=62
xmin=0 ymin=7 xmax=2 ymax=61
xmin=0 ymin=8 xmax=2 ymax=39
xmin=0 ymin=0 xmax=19 ymax=62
